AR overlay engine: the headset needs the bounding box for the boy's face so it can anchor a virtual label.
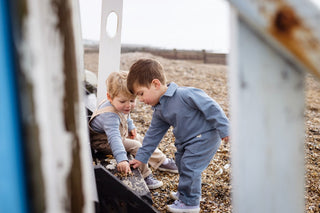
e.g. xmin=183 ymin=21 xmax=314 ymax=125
xmin=134 ymin=83 xmax=161 ymax=107
xmin=108 ymin=93 xmax=135 ymax=114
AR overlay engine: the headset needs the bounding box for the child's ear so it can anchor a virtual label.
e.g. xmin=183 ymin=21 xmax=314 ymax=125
xmin=107 ymin=93 xmax=112 ymax=101
xmin=152 ymin=79 xmax=161 ymax=88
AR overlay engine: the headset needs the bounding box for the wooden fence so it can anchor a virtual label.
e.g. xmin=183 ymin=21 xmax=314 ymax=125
xmin=85 ymin=43 xmax=227 ymax=65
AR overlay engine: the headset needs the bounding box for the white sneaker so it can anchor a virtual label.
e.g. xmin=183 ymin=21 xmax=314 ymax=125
xmin=158 ymin=158 xmax=178 ymax=173
xmin=167 ymin=200 xmax=200 ymax=213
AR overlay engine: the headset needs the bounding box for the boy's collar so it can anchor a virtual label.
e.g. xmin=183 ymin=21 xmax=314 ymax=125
xmin=153 ymin=82 xmax=178 ymax=109
xmin=162 ymin=82 xmax=178 ymax=97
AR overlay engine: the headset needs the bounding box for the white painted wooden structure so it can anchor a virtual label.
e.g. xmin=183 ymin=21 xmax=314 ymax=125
xmin=228 ymin=0 xmax=320 ymax=212
xmin=10 ymin=0 xmax=317 ymax=212
xmin=97 ymin=0 xmax=123 ymax=104
xmin=16 ymin=0 xmax=96 ymax=212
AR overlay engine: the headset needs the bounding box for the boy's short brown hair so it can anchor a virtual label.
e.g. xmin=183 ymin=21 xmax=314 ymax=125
xmin=127 ymin=58 xmax=167 ymax=93
xmin=106 ymin=71 xmax=135 ymax=99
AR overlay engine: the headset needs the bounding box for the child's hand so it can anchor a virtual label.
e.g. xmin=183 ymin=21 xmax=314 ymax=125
xmin=128 ymin=129 xmax=137 ymax=139
xmin=117 ymin=161 xmax=132 ymax=175
xmin=222 ymin=136 xmax=229 ymax=143
xmin=129 ymin=159 xmax=142 ymax=169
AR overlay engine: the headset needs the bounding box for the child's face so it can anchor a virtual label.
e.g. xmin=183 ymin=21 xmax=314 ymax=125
xmin=134 ymin=84 xmax=161 ymax=106
xmin=109 ymin=93 xmax=135 ymax=114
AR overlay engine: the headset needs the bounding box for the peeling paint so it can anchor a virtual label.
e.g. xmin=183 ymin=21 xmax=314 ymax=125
xmin=273 ymin=6 xmax=299 ymax=33
xmin=10 ymin=0 xmax=94 ymax=212
xmin=229 ymin=0 xmax=320 ymax=79
xmin=16 ymin=0 xmax=87 ymax=212
xmin=51 ymin=0 xmax=84 ymax=212
xmin=12 ymin=0 xmax=47 ymax=212
xmin=269 ymin=3 xmax=320 ymax=79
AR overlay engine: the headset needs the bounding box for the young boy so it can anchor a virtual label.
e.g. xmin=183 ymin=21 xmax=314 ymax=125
xmin=89 ymin=71 xmax=178 ymax=189
xmin=127 ymin=59 xmax=229 ymax=213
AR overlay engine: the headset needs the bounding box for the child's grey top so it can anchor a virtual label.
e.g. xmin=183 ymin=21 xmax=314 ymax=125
xmin=90 ymin=101 xmax=135 ymax=163
xmin=135 ymin=82 xmax=229 ymax=164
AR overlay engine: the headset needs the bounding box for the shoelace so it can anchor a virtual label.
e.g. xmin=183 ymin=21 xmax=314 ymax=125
xmin=145 ymin=174 xmax=156 ymax=182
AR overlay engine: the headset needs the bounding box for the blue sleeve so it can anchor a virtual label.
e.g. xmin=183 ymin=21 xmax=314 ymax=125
xmin=183 ymin=88 xmax=229 ymax=138
xmin=135 ymin=112 xmax=170 ymax=164
xmin=127 ymin=114 xmax=135 ymax=132
xmin=92 ymin=112 xmax=128 ymax=163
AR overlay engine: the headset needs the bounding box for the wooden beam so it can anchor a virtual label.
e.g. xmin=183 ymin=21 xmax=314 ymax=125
xmin=97 ymin=0 xmax=123 ymax=104
xmin=15 ymin=0 xmax=95 ymax=212
xmin=228 ymin=0 xmax=320 ymax=79
xmin=229 ymin=7 xmax=305 ymax=213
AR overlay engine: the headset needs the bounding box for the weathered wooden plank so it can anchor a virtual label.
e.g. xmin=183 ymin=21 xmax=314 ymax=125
xmin=70 ymin=0 xmax=100 ymax=211
xmin=97 ymin=0 xmax=123 ymax=103
xmin=228 ymin=0 xmax=320 ymax=78
xmin=229 ymin=9 xmax=305 ymax=213
xmin=15 ymin=0 xmax=95 ymax=212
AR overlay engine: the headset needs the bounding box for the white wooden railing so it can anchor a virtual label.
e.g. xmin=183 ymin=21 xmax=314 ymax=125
xmin=228 ymin=0 xmax=320 ymax=212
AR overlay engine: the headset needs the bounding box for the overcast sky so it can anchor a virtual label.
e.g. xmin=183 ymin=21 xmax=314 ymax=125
xmin=79 ymin=0 xmax=320 ymax=54
xmin=79 ymin=0 xmax=230 ymax=53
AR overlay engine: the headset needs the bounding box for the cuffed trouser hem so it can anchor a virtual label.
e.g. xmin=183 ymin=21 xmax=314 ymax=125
xmin=148 ymin=148 xmax=166 ymax=169
xmin=140 ymin=164 xmax=152 ymax=179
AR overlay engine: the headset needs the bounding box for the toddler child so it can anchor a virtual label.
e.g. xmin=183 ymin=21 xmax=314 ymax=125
xmin=89 ymin=71 xmax=178 ymax=189
xmin=127 ymin=59 xmax=229 ymax=212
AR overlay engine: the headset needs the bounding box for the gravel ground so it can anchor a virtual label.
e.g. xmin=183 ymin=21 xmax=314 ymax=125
xmin=84 ymin=51 xmax=320 ymax=213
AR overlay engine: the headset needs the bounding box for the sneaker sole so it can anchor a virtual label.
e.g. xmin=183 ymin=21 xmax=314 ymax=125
xmin=167 ymin=206 xmax=200 ymax=213
xmin=158 ymin=167 xmax=179 ymax=173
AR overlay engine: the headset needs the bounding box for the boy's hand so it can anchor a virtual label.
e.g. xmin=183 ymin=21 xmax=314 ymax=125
xmin=129 ymin=159 xmax=142 ymax=169
xmin=222 ymin=136 xmax=229 ymax=143
xmin=128 ymin=129 xmax=137 ymax=139
xmin=117 ymin=161 xmax=132 ymax=175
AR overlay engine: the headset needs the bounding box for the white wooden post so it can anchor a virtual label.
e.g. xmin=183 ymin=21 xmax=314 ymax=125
xmin=230 ymin=14 xmax=305 ymax=213
xmin=228 ymin=0 xmax=320 ymax=212
xmin=17 ymin=0 xmax=95 ymax=212
xmin=97 ymin=0 xmax=123 ymax=104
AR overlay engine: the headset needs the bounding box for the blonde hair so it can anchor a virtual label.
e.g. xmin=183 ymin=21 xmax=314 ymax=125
xmin=106 ymin=71 xmax=136 ymax=99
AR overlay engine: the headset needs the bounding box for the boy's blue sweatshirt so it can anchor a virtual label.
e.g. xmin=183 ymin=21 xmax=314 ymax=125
xmin=135 ymin=82 xmax=229 ymax=164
